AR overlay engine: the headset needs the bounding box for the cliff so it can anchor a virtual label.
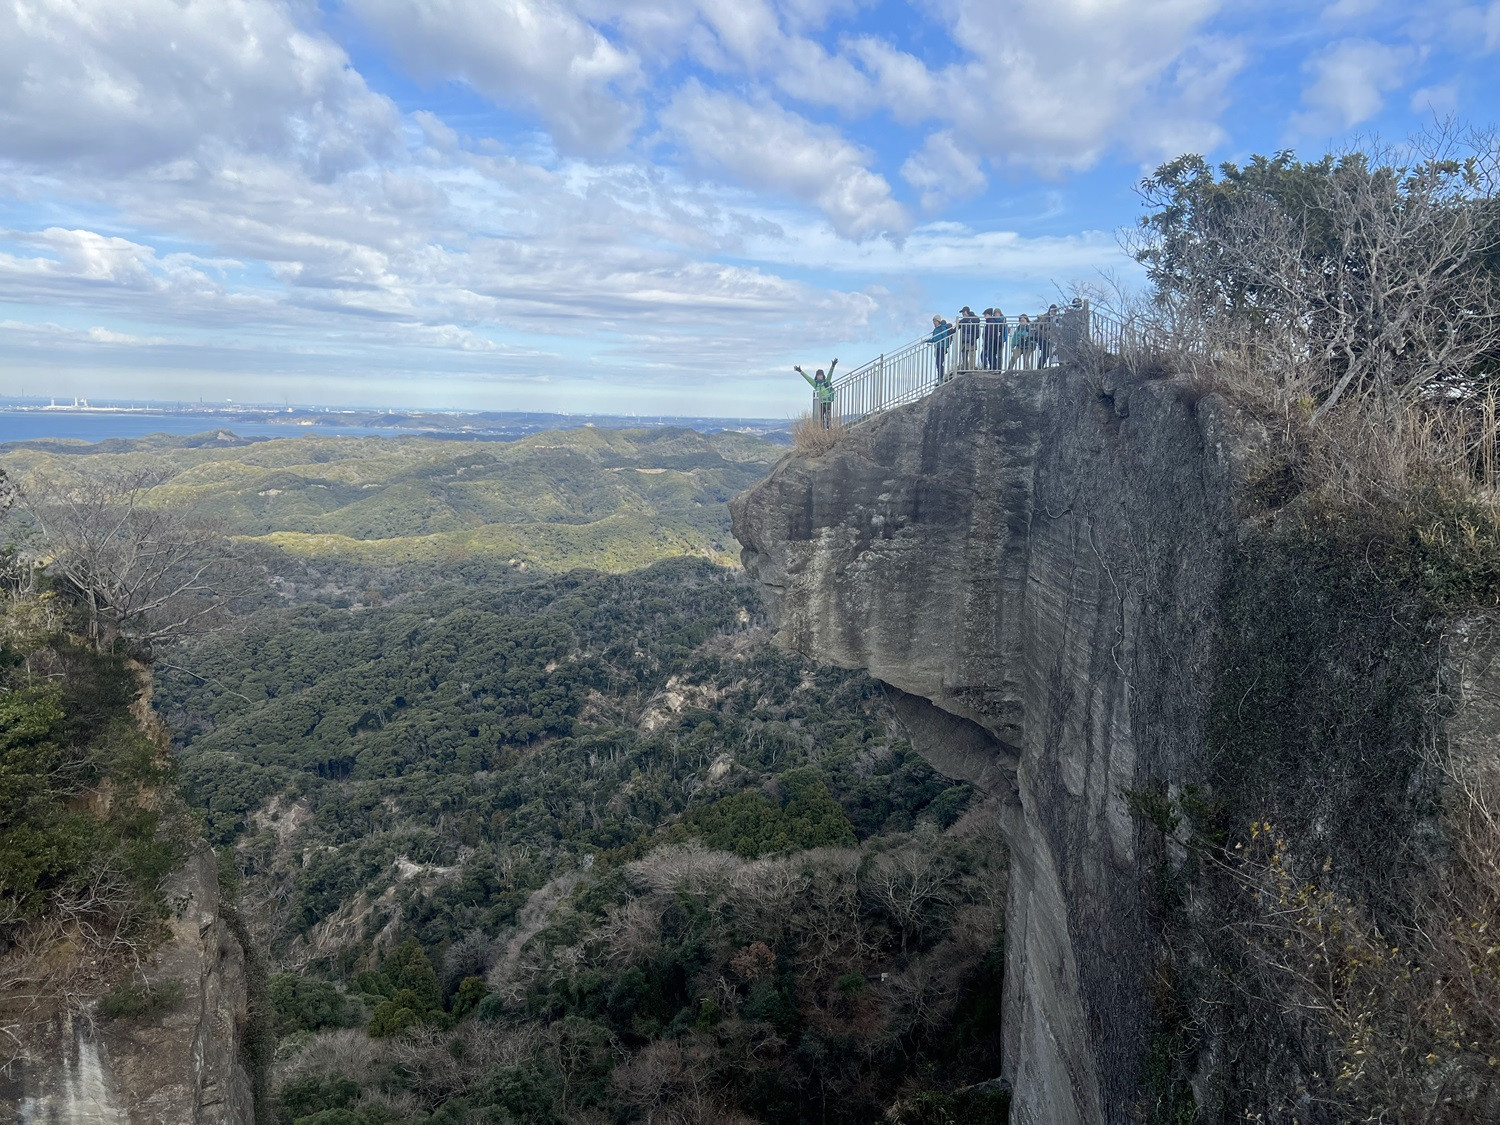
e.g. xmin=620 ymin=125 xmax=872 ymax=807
xmin=0 ymin=661 xmax=259 ymax=1124
xmin=730 ymin=367 xmax=1494 ymax=1122
xmin=0 ymin=847 xmax=256 ymax=1125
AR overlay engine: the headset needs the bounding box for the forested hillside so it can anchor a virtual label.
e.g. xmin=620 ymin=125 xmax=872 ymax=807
xmin=1 ymin=425 xmax=779 ymax=572
xmin=0 ymin=428 xmax=1011 ymax=1123
xmin=158 ymin=559 xmax=1009 ymax=1124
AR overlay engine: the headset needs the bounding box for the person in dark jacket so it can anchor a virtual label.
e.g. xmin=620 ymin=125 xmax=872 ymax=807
xmin=956 ymin=306 xmax=981 ymax=371
xmin=1038 ymin=304 xmax=1060 ymax=366
xmin=1062 ymin=297 xmax=1090 ymax=355
xmin=929 ymin=315 xmax=954 ymax=383
xmin=983 ymin=307 xmax=1008 ymax=370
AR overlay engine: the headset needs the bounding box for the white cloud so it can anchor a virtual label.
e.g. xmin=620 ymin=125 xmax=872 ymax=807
xmin=772 ymin=34 xmax=876 ymax=112
xmin=1321 ymin=0 xmax=1390 ymax=23
xmin=901 ymin=133 xmax=987 ymax=213
xmin=0 ymin=226 xmax=280 ymax=328
xmin=660 ymin=82 xmax=908 ymax=239
xmin=0 ymin=320 xmax=169 ymax=348
xmin=688 ymin=0 xmax=782 ymax=64
xmin=347 ymin=0 xmax=642 ymax=154
xmin=0 ymin=0 xmax=397 ymax=177
xmin=85 ymin=327 xmax=170 ymax=346
xmin=736 ymin=220 xmax=1132 ymax=280
xmin=570 ymin=0 xmax=878 ymax=118
xmin=1130 ymin=34 xmax=1244 ymax=158
xmin=848 ymin=0 xmax=1237 ymax=175
xmin=0 ymin=127 xmax=898 ymax=383
xmin=847 ymin=38 xmax=940 ymax=123
xmin=1292 ymin=37 xmax=1417 ymax=133
xmin=1410 ymin=82 xmax=1459 ymax=116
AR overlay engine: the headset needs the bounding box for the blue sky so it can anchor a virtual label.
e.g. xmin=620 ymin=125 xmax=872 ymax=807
xmin=0 ymin=0 xmax=1496 ymax=418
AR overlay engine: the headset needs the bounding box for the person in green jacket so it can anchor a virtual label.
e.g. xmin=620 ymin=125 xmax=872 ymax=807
xmin=796 ymin=359 xmax=838 ymax=428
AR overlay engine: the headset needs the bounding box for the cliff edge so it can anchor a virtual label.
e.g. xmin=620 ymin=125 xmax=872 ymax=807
xmin=0 ymin=662 xmax=258 ymax=1125
xmin=732 ymin=366 xmax=1491 ymax=1122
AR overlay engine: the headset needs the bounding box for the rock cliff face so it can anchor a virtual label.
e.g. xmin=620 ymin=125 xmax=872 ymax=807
xmin=732 ymin=367 xmax=1264 ymax=1123
xmin=0 ymin=847 xmax=256 ymax=1125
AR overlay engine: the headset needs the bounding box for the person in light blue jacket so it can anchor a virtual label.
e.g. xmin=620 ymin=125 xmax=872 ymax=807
xmin=929 ymin=315 xmax=954 ymax=383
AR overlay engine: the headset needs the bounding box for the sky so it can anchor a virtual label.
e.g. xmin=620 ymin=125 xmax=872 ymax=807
xmin=0 ymin=0 xmax=1497 ymax=418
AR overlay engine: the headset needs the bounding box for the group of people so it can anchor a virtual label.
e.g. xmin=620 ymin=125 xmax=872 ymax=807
xmin=794 ymin=299 xmax=1089 ymax=429
xmin=928 ymin=299 xmax=1085 ymax=382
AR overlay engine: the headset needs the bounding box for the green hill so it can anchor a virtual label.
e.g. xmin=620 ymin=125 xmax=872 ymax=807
xmin=1 ymin=426 xmax=783 ymax=571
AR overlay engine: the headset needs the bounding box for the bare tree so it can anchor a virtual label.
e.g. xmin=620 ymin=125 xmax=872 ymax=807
xmin=861 ymin=835 xmax=958 ymax=956
xmin=1129 ymin=124 xmax=1500 ymax=422
xmin=13 ymin=466 xmax=257 ymax=652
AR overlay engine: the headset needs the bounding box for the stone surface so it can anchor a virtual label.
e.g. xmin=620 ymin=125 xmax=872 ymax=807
xmin=732 ymin=367 xmax=1262 ymax=1124
xmin=0 ymin=848 xmax=255 ymax=1125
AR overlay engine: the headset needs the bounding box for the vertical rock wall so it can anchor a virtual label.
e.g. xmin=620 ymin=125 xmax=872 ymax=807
xmin=0 ymin=848 xmax=255 ymax=1125
xmin=731 ymin=368 xmax=1260 ymax=1122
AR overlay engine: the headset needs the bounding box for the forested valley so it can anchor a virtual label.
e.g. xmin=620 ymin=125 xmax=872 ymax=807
xmin=0 ymin=428 xmax=1010 ymax=1125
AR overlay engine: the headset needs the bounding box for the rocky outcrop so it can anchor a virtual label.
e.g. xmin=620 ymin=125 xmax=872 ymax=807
xmin=0 ymin=847 xmax=256 ymax=1125
xmin=732 ymin=367 xmax=1264 ymax=1123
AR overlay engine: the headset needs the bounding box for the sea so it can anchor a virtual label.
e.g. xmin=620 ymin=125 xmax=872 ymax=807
xmin=0 ymin=410 xmax=430 ymax=445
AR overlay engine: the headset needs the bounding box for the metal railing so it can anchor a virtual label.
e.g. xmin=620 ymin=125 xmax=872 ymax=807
xmin=817 ymin=302 xmax=1157 ymax=425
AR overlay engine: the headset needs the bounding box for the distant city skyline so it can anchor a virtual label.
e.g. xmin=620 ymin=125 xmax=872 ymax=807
xmin=1 ymin=0 xmax=1497 ymax=416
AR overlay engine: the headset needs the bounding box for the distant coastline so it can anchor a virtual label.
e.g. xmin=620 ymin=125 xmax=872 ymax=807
xmin=0 ymin=402 xmax=790 ymax=446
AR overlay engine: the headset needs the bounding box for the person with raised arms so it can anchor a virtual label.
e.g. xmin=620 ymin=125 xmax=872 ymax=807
xmin=796 ymin=359 xmax=839 ymax=428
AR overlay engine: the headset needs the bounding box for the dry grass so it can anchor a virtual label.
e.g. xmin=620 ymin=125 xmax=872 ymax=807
xmin=1109 ymin=328 xmax=1500 ymax=555
xmin=1235 ymin=743 xmax=1500 ymax=1121
xmin=792 ymin=411 xmax=846 ymax=456
xmin=1289 ymin=393 xmax=1500 ymax=518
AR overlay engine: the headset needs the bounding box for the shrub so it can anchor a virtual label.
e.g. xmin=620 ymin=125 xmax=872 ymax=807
xmin=1235 ymin=765 xmax=1500 ymax=1121
xmin=886 ymin=1087 xmax=1011 ymax=1124
xmin=450 ymin=975 xmax=489 ymax=1019
xmin=270 ymin=974 xmax=348 ymax=1036
xmin=288 ymin=1111 xmax=362 ymax=1125
xmin=683 ymin=767 xmax=855 ymax=857
xmin=276 ymin=1074 xmax=359 ymax=1125
xmin=792 ymin=412 xmax=846 ymax=456
xmin=99 ymin=978 xmax=184 ymax=1020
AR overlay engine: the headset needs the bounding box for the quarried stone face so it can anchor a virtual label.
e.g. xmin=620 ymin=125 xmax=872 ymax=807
xmin=732 ymin=368 xmax=1258 ymax=1124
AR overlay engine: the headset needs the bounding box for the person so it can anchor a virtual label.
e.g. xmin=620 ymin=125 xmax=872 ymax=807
xmin=1038 ymin=304 xmax=1060 ymax=367
xmin=929 ymin=314 xmax=954 ymax=383
xmin=1065 ymin=297 xmax=1090 ymax=355
xmin=796 ymin=358 xmax=839 ymax=428
xmin=957 ymin=306 xmax=981 ymax=371
xmin=1012 ymin=314 xmax=1033 ymax=369
xmin=983 ymin=307 xmax=1008 ymax=370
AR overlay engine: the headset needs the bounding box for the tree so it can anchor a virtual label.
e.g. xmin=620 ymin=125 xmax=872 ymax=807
xmin=0 ymin=686 xmax=82 ymax=919
xmin=863 ymin=832 xmax=958 ymax=955
xmin=386 ymin=937 xmax=443 ymax=1011
xmin=1131 ymin=128 xmax=1500 ymax=420
xmin=13 ymin=467 xmax=256 ymax=652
